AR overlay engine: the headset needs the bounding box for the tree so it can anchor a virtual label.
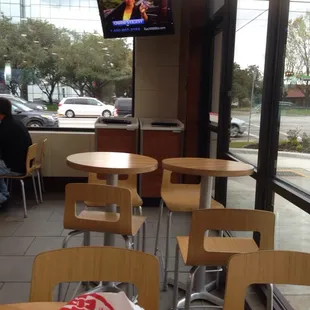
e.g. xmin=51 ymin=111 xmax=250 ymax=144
xmin=232 ymin=63 xmax=263 ymax=107
xmin=286 ymin=12 xmax=310 ymax=106
xmin=60 ymin=34 xmax=132 ymax=101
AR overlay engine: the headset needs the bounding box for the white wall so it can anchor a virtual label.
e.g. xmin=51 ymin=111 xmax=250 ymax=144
xmin=134 ymin=0 xmax=183 ymax=118
xmin=30 ymin=132 xmax=95 ymax=177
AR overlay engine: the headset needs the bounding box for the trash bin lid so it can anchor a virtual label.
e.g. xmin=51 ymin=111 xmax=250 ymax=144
xmin=95 ymin=117 xmax=139 ymax=129
xmin=140 ymin=118 xmax=184 ymax=131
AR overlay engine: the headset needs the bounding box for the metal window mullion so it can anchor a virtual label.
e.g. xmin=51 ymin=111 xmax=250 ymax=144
xmin=255 ymin=0 xmax=290 ymax=212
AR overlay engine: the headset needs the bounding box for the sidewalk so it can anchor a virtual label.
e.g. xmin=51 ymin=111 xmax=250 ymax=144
xmin=231 ymin=148 xmax=310 ymax=172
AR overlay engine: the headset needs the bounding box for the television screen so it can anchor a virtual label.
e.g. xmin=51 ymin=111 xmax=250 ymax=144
xmin=97 ymin=0 xmax=175 ymax=39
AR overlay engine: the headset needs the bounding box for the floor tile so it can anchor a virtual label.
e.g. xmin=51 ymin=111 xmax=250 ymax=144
xmin=25 ymin=237 xmax=64 ymax=256
xmin=14 ymin=221 xmax=64 ymax=237
xmin=284 ymin=294 xmax=310 ymax=310
xmin=0 ymin=237 xmax=34 ymax=255
xmin=0 ymin=256 xmax=35 ymax=282
xmin=0 ymin=283 xmax=31 ymax=304
xmin=0 ymin=222 xmax=23 ymax=236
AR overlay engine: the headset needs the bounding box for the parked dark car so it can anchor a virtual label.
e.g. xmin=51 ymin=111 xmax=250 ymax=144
xmin=113 ymin=98 xmax=132 ymax=117
xmin=8 ymin=99 xmax=58 ymax=128
xmin=0 ymin=94 xmax=48 ymax=111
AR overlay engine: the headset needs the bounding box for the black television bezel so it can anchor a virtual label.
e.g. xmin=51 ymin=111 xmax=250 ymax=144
xmin=97 ymin=0 xmax=175 ymax=39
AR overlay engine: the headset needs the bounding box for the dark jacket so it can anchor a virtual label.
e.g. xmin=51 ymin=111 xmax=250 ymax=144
xmin=0 ymin=115 xmax=32 ymax=174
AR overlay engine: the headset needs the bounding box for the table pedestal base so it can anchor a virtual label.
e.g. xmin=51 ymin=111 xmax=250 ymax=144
xmin=168 ymin=279 xmax=224 ymax=309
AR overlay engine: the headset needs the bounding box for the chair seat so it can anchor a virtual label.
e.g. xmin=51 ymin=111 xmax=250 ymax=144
xmin=162 ymin=184 xmax=223 ymax=211
xmin=78 ymin=210 xmax=146 ymax=236
xmin=177 ymin=236 xmax=259 ymax=266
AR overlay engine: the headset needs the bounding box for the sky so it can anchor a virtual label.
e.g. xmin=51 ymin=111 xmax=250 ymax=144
xmin=234 ymin=0 xmax=310 ymax=71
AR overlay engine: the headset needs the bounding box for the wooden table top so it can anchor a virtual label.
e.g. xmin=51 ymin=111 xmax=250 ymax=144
xmin=0 ymin=302 xmax=66 ymax=310
xmin=67 ymin=152 xmax=158 ymax=175
xmin=162 ymin=157 xmax=254 ymax=177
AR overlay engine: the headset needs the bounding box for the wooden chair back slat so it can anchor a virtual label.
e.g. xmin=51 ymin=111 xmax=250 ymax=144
xmin=64 ymin=183 xmax=133 ymax=235
xmin=26 ymin=143 xmax=38 ymax=175
xmin=30 ymin=247 xmax=160 ymax=310
xmin=35 ymin=138 xmax=47 ymax=167
xmin=187 ymin=209 xmax=275 ymax=265
xmin=224 ymin=250 xmax=310 ymax=309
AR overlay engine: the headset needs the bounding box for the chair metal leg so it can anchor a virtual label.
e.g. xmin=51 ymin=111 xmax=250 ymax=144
xmin=31 ymin=173 xmax=39 ymax=205
xmin=142 ymin=221 xmax=146 ymax=252
xmin=154 ymin=199 xmax=164 ymax=256
xmin=184 ymin=266 xmax=199 ymax=310
xmin=20 ymin=180 xmax=27 ymax=218
xmin=83 ymin=231 xmax=91 ymax=246
xmin=216 ymin=230 xmax=224 ymax=289
xmin=40 ymin=168 xmax=46 ymax=193
xmin=163 ymin=210 xmax=172 ymax=291
xmin=58 ymin=230 xmax=84 ymax=301
xmin=267 ymin=284 xmax=274 ymax=310
xmin=173 ymin=244 xmax=180 ymax=310
xmin=123 ymin=235 xmax=134 ymax=249
xmin=36 ymin=170 xmax=43 ymax=203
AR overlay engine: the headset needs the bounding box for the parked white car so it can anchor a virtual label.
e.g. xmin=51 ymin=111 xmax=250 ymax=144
xmin=57 ymin=97 xmax=115 ymax=118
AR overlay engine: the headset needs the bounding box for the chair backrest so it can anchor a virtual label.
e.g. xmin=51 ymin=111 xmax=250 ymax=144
xmin=187 ymin=209 xmax=275 ymax=266
xmin=88 ymin=172 xmax=137 ymax=189
xmin=224 ymin=250 xmax=310 ymax=310
xmin=26 ymin=143 xmax=38 ymax=175
xmin=161 ymin=169 xmax=200 ymax=191
xmin=35 ymin=138 xmax=47 ymax=166
xmin=64 ymin=183 xmax=133 ymax=235
xmin=30 ymin=247 xmax=160 ymax=310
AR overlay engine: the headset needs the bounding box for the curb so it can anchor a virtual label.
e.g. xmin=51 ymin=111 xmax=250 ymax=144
xmin=230 ymin=148 xmax=310 ymax=159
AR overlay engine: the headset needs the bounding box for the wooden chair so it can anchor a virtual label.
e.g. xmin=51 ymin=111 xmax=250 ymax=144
xmin=63 ymin=183 xmax=147 ymax=250
xmin=85 ymin=173 xmax=144 ymax=250
xmin=85 ymin=173 xmax=143 ymax=214
xmin=2 ymin=143 xmax=39 ymax=218
xmin=35 ymin=138 xmax=47 ymax=203
xmin=224 ymin=251 xmax=310 ymax=310
xmin=154 ymin=169 xmax=224 ymax=291
xmin=30 ymin=247 xmax=160 ymax=310
xmin=173 ymin=209 xmax=275 ymax=310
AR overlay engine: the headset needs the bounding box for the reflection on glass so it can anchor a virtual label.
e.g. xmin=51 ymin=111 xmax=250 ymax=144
xmin=275 ymin=194 xmax=310 ymax=309
xmin=0 ymin=1 xmax=133 ymax=129
xmin=229 ymin=0 xmax=269 ymax=166
xmin=277 ymin=1 xmax=310 ymax=194
xmin=227 ymin=176 xmax=256 ymax=238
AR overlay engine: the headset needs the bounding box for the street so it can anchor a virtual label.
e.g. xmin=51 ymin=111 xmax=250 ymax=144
xmin=232 ymin=111 xmax=310 ymax=141
xmin=58 ymin=113 xmax=310 ymax=143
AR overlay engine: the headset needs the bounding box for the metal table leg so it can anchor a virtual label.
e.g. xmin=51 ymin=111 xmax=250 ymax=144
xmin=175 ymin=176 xmax=224 ymax=308
xmin=104 ymin=174 xmax=118 ymax=246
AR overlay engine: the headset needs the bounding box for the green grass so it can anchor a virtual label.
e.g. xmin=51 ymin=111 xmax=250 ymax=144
xmin=230 ymin=141 xmax=252 ymax=148
xmin=46 ymin=104 xmax=58 ymax=111
xmin=281 ymin=109 xmax=310 ymax=116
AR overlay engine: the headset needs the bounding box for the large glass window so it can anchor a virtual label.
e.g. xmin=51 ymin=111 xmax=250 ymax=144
xmin=275 ymin=194 xmax=310 ymax=309
xmin=277 ymin=0 xmax=310 ymax=194
xmin=0 ymin=1 xmax=133 ymax=130
xmin=229 ymin=0 xmax=269 ymax=166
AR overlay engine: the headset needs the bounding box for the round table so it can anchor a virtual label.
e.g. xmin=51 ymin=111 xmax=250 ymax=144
xmin=67 ymin=152 xmax=158 ymax=246
xmin=0 ymin=303 xmax=66 ymax=310
xmin=162 ymin=157 xmax=254 ymax=307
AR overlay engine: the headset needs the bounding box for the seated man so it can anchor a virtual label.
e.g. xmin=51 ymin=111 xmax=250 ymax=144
xmin=0 ymin=97 xmax=32 ymax=205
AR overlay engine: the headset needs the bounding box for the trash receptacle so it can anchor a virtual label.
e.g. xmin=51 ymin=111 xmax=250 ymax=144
xmin=139 ymin=118 xmax=185 ymax=198
xmin=95 ymin=117 xmax=139 ymax=154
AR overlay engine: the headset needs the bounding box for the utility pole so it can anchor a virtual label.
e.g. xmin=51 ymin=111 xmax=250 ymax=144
xmin=248 ymin=71 xmax=257 ymax=142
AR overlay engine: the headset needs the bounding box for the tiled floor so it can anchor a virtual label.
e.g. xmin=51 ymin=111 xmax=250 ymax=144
xmin=0 ymin=188 xmax=267 ymax=309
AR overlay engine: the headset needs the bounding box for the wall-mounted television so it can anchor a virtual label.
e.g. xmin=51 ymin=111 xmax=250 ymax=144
xmin=97 ymin=0 xmax=175 ymax=39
